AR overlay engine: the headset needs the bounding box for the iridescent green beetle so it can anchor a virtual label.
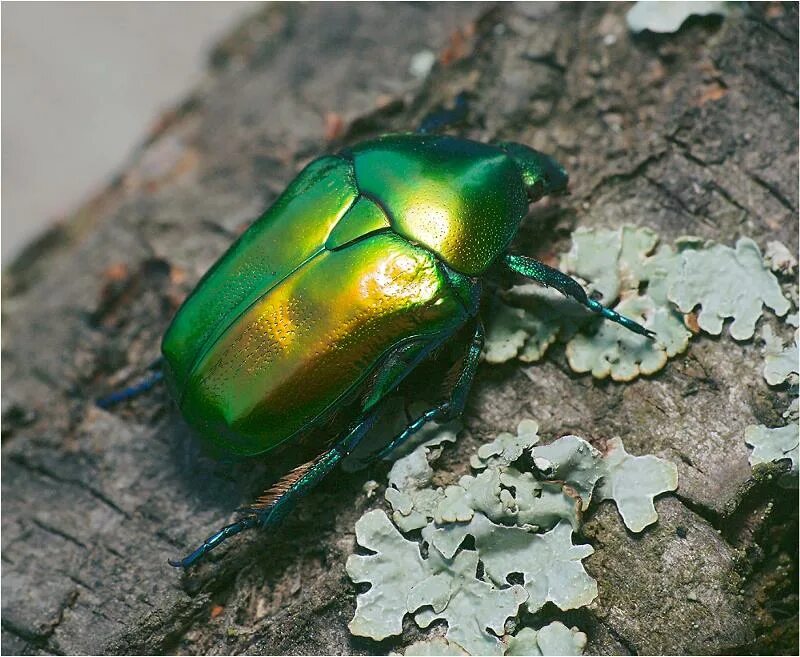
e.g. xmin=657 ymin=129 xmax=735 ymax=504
xmin=105 ymin=132 xmax=652 ymax=568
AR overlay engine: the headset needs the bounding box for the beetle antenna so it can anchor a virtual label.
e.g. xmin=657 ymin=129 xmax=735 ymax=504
xmin=503 ymin=254 xmax=656 ymax=339
xmin=96 ymin=357 xmax=165 ymax=409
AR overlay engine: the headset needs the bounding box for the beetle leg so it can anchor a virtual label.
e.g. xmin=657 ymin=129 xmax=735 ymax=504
xmin=503 ymin=254 xmax=656 ymax=339
xmin=95 ymin=357 xmax=165 ymax=409
xmin=167 ymin=516 xmax=259 ymax=569
xmin=169 ymin=411 xmax=381 ymax=569
xmin=416 ymin=92 xmax=469 ymax=134
xmin=374 ymin=322 xmax=484 ymax=460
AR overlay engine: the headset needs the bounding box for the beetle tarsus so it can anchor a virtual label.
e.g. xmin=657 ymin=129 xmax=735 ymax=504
xmin=169 ymin=516 xmax=260 ymax=569
xmin=503 ymin=254 xmax=656 ymax=339
xmin=585 ymin=298 xmax=656 ymax=339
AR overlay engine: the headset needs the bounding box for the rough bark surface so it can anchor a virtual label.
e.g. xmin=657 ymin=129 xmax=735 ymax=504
xmin=2 ymin=3 xmax=797 ymax=655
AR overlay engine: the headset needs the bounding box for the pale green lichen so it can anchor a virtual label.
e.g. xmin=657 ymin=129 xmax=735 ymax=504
xmin=561 ymin=227 xmax=632 ymax=302
xmin=422 ymin=517 xmax=596 ymax=614
xmin=435 ymin=469 xmax=510 ymax=524
xmin=438 ymin=421 xmax=579 ymax=531
xmin=744 ymin=422 xmax=799 ymax=488
xmin=483 ymin=287 xmax=584 ymax=364
xmin=668 ymin=238 xmax=790 ymax=340
xmin=561 ymin=227 xmax=691 ymax=381
xmin=565 ymin=295 xmax=669 ymax=381
xmin=562 ymin=226 xmax=660 ymax=302
xmin=532 ymin=434 xmax=678 ymax=533
xmin=347 ymin=510 xmax=434 ymax=641
xmin=349 ymin=421 xmax=678 ymax=654
xmin=402 ymin=621 xmax=587 ymax=657
xmin=410 ymin=548 xmax=528 ymax=656
xmin=385 ymin=449 xmax=445 ymax=533
xmin=347 ymin=510 xmax=527 ymax=655
xmin=470 ymin=418 xmax=540 ymax=470
xmin=385 ymin=441 xmax=453 ymax=532
xmin=761 ymin=326 xmax=799 ymax=387
xmin=500 ymin=468 xmax=582 ymax=531
xmin=383 ymin=415 xmax=461 ymax=532
xmin=478 ymin=518 xmax=597 ymax=613
xmin=531 ymin=435 xmax=604 ymax=511
xmin=596 ymin=437 xmax=679 ymax=532
xmin=432 ymin=464 xmax=579 ymax=532
xmin=506 ymin=622 xmax=588 ymax=657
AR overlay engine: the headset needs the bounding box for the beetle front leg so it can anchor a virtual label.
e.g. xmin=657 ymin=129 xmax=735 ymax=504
xmin=375 ymin=322 xmax=484 ymax=460
xmin=503 ymin=254 xmax=655 ymax=338
xmin=169 ymin=411 xmax=381 ymax=569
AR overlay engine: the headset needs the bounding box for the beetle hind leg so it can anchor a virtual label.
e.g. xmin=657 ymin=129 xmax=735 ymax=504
xmin=169 ymin=411 xmax=381 ymax=569
xmin=503 ymin=254 xmax=655 ymax=339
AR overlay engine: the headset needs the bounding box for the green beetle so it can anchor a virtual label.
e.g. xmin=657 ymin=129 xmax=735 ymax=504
xmin=114 ymin=132 xmax=652 ymax=568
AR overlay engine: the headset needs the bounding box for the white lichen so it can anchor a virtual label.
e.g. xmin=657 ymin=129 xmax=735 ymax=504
xmin=667 ymin=238 xmax=790 ymax=340
xmin=349 ymin=421 xmax=678 ymax=654
xmin=506 ymin=622 xmax=588 ymax=656
xmin=744 ymin=422 xmax=799 ymax=488
xmin=761 ymin=325 xmax=799 ymax=387
xmin=595 ymin=437 xmax=679 ymax=533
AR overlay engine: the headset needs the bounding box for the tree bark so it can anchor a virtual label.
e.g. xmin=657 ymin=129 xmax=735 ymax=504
xmin=2 ymin=2 xmax=797 ymax=655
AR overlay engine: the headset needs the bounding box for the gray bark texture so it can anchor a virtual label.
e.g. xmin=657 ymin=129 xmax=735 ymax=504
xmin=2 ymin=2 xmax=797 ymax=655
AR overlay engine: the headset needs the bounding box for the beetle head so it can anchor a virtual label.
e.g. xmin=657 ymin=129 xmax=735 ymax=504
xmin=495 ymin=142 xmax=569 ymax=202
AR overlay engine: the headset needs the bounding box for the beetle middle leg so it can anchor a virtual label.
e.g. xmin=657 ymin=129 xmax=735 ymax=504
xmin=169 ymin=410 xmax=381 ymax=569
xmin=374 ymin=321 xmax=484 ymax=461
xmin=503 ymin=253 xmax=656 ymax=338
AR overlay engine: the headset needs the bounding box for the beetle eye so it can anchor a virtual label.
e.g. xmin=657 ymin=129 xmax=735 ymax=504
xmin=527 ymin=179 xmax=545 ymax=202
